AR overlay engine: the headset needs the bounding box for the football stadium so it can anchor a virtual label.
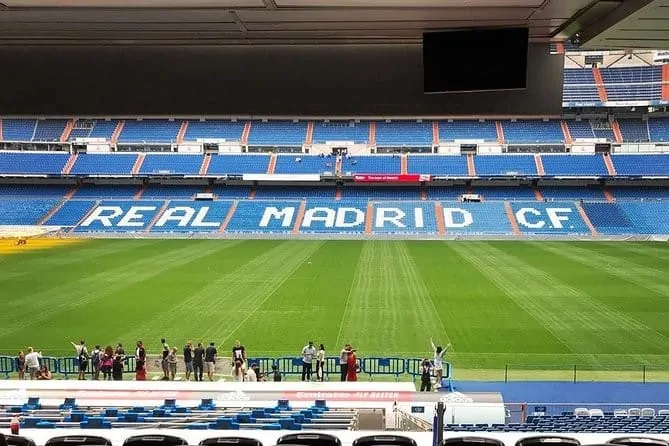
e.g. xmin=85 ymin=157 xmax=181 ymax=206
xmin=1 ymin=0 xmax=669 ymax=445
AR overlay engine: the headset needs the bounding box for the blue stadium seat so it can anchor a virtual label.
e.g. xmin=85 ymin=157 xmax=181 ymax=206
xmin=71 ymin=154 xmax=138 ymax=175
xmin=312 ymin=121 xmax=370 ymax=144
xmin=611 ymin=154 xmax=669 ymax=176
xmin=141 ymin=185 xmax=205 ymax=198
xmin=407 ymin=155 xmax=467 ymax=176
xmin=2 ymin=119 xmax=37 ymax=141
xmin=342 ymin=187 xmax=419 ymax=200
xmin=139 ymin=155 xmax=203 ymax=176
xmin=208 ymin=154 xmax=269 ymax=175
xmin=254 ymin=187 xmax=335 ymax=199
xmin=565 ymin=120 xmax=595 ymax=139
xmin=150 ymin=200 xmax=232 ymax=233
xmin=540 ymin=186 xmax=605 ymax=200
xmin=118 ymin=119 xmax=182 ymax=143
xmin=474 ymin=155 xmax=537 ymax=176
xmin=501 ymin=120 xmax=564 ymax=144
xmin=0 ymin=199 xmax=58 ymax=224
xmin=183 ymin=120 xmax=245 ymax=142
xmin=33 ymin=120 xmax=68 ymax=142
xmin=582 ymin=202 xmax=635 ymax=235
xmin=0 ymin=151 xmax=69 ymax=175
xmin=541 ymin=154 xmax=608 ymax=176
xmin=439 ymin=120 xmax=497 ymax=142
xmin=340 ymin=155 xmax=400 ymax=175
xmin=89 ymin=120 xmax=119 ymax=139
xmin=247 ymin=121 xmax=307 ymax=146
xmin=74 ymin=184 xmax=139 ymax=198
xmin=474 ymin=187 xmax=536 ymax=200
xmin=609 ymin=186 xmax=669 ymax=200
xmin=441 ymin=202 xmax=512 ymax=235
xmin=274 ymin=155 xmax=335 ymax=175
xmin=44 ymin=200 xmax=97 ymax=226
xmin=648 ymin=118 xmax=669 ymax=142
xmin=0 ymin=184 xmax=69 ymax=197
xmin=617 ymin=119 xmax=650 ymax=142
xmin=375 ymin=120 xmax=432 ymax=146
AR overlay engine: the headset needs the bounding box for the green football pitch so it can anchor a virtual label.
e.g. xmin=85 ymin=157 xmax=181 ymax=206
xmin=2 ymin=238 xmax=669 ymax=381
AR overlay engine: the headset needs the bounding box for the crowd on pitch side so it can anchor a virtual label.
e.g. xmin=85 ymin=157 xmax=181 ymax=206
xmin=12 ymin=339 xmax=367 ymax=383
xmin=13 ymin=338 xmax=449 ymax=388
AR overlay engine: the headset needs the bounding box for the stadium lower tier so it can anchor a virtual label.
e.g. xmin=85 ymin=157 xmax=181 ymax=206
xmin=4 ymin=198 xmax=669 ymax=236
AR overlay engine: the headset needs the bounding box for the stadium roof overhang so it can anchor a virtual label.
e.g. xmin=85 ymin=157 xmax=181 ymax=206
xmin=0 ymin=0 xmax=613 ymax=46
xmin=573 ymin=0 xmax=669 ymax=50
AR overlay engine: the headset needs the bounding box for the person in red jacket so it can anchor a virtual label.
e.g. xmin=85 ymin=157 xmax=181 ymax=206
xmin=346 ymin=347 xmax=358 ymax=382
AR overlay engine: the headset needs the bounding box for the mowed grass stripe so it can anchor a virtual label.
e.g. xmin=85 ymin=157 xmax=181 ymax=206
xmin=408 ymin=242 xmax=571 ymax=369
xmin=476 ymin=242 xmax=669 ymax=362
xmin=605 ymin=242 xmax=669 ymax=263
xmin=532 ymin=242 xmax=669 ymax=356
xmin=336 ymin=241 xmax=450 ymax=355
xmin=118 ymin=241 xmax=324 ymax=348
xmin=0 ymin=239 xmax=161 ymax=287
xmin=0 ymin=240 xmax=246 ymax=349
xmin=235 ymin=241 xmax=363 ymax=355
xmin=451 ymin=241 xmax=618 ymax=366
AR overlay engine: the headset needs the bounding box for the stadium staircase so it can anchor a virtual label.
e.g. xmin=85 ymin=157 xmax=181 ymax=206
xmin=37 ymin=199 xmax=68 ymax=225
xmin=335 ymin=187 xmax=342 ymax=201
xmin=575 ymin=201 xmax=599 ymax=236
xmin=218 ymin=200 xmax=238 ymax=233
xmin=663 ymin=64 xmax=669 ymax=101
xmin=560 ymin=120 xmax=573 ymax=144
xmin=241 ymin=121 xmax=251 ymax=145
xmin=131 ymin=153 xmax=146 ymax=175
xmin=401 ymin=154 xmax=408 ymax=174
xmin=69 ymin=200 xmax=101 ymax=233
xmin=467 ymin=154 xmax=476 ymax=176
xmin=305 ymin=121 xmax=314 ymax=145
xmin=61 ymin=154 xmax=78 ymax=175
xmin=292 ymin=200 xmax=307 ymax=235
xmin=0 ymin=118 xmax=3 ymax=141
xmin=267 ymin=153 xmax=277 ymax=175
xmin=369 ymin=121 xmax=376 ymax=146
xmin=604 ymin=153 xmax=617 ymax=176
xmin=496 ymin=121 xmax=505 ymax=144
xmin=60 ymin=119 xmax=74 ymax=143
xmin=199 ymin=154 xmax=212 ymax=176
xmin=335 ymin=155 xmax=342 ymax=176
xmin=604 ymin=188 xmax=615 ymax=202
xmin=248 ymin=187 xmax=256 ymax=200
xmin=364 ymin=202 xmax=373 ymax=235
xmin=111 ymin=120 xmax=125 ymax=145
xmin=533 ymin=187 xmax=543 ymax=201
xmin=145 ymin=200 xmax=171 ymax=233
xmin=435 ymin=202 xmax=446 ymax=236
xmin=504 ymin=202 xmax=521 ymax=236
xmin=134 ymin=184 xmax=147 ymax=200
xmin=176 ymin=120 xmax=188 ymax=144
xmin=421 ymin=186 xmax=427 ymax=201
xmin=611 ymin=119 xmax=624 ymax=143
xmin=432 ymin=121 xmax=439 ymax=146
xmin=534 ymin=154 xmax=545 ymax=176
xmin=592 ymin=66 xmax=609 ymax=102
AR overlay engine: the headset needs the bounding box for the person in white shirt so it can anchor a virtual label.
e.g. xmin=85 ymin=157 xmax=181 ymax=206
xmin=71 ymin=340 xmax=89 ymax=380
xmin=245 ymin=364 xmax=258 ymax=382
xmin=430 ymin=338 xmax=451 ymax=388
xmin=24 ymin=347 xmax=42 ymax=380
xmin=301 ymin=341 xmax=316 ymax=381
xmin=316 ymin=344 xmax=325 ymax=382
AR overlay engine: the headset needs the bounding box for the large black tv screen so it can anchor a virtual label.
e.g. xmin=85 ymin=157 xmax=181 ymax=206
xmin=423 ymin=27 xmax=529 ymax=93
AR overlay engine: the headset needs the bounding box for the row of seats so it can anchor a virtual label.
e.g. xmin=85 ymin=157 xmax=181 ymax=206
xmin=8 ymin=198 xmax=669 ymax=235
xmin=5 ymin=184 xmax=668 ymax=201
xmin=4 ymin=117 xmax=669 ymax=144
xmin=563 ymin=67 xmax=665 ymax=103
xmin=2 ymin=152 xmax=669 ymax=176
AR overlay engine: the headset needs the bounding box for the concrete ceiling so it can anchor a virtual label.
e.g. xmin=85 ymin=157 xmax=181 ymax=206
xmin=577 ymin=0 xmax=669 ymax=49
xmin=0 ymin=0 xmax=662 ymax=47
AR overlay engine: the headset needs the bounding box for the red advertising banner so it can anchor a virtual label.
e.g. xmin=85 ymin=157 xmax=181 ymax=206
xmin=353 ymin=174 xmax=431 ymax=183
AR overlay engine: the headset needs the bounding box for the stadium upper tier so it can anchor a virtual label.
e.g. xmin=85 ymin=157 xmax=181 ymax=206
xmin=3 ymin=116 xmax=669 ymax=146
xmin=2 ymin=152 xmax=669 ymax=178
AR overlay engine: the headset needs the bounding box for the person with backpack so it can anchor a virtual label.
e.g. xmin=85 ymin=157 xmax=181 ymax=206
xmin=100 ymin=346 xmax=114 ymax=380
xmin=91 ymin=345 xmax=102 ymax=380
xmin=71 ymin=340 xmax=89 ymax=380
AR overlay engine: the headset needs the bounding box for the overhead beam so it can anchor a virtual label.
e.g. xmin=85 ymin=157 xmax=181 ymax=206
xmin=576 ymin=0 xmax=658 ymax=49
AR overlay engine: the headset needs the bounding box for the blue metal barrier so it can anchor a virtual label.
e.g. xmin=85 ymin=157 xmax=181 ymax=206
xmin=361 ymin=357 xmax=406 ymax=380
xmin=59 ymin=357 xmax=80 ymax=379
xmin=323 ymin=356 xmax=342 ymax=380
xmin=406 ymin=358 xmax=453 ymax=390
xmin=0 ymin=355 xmax=15 ymax=379
xmin=124 ymin=356 xmax=137 ymax=373
xmin=276 ymin=357 xmax=305 ymax=377
xmin=41 ymin=356 xmax=60 ymax=373
xmin=247 ymin=357 xmax=276 ymax=376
